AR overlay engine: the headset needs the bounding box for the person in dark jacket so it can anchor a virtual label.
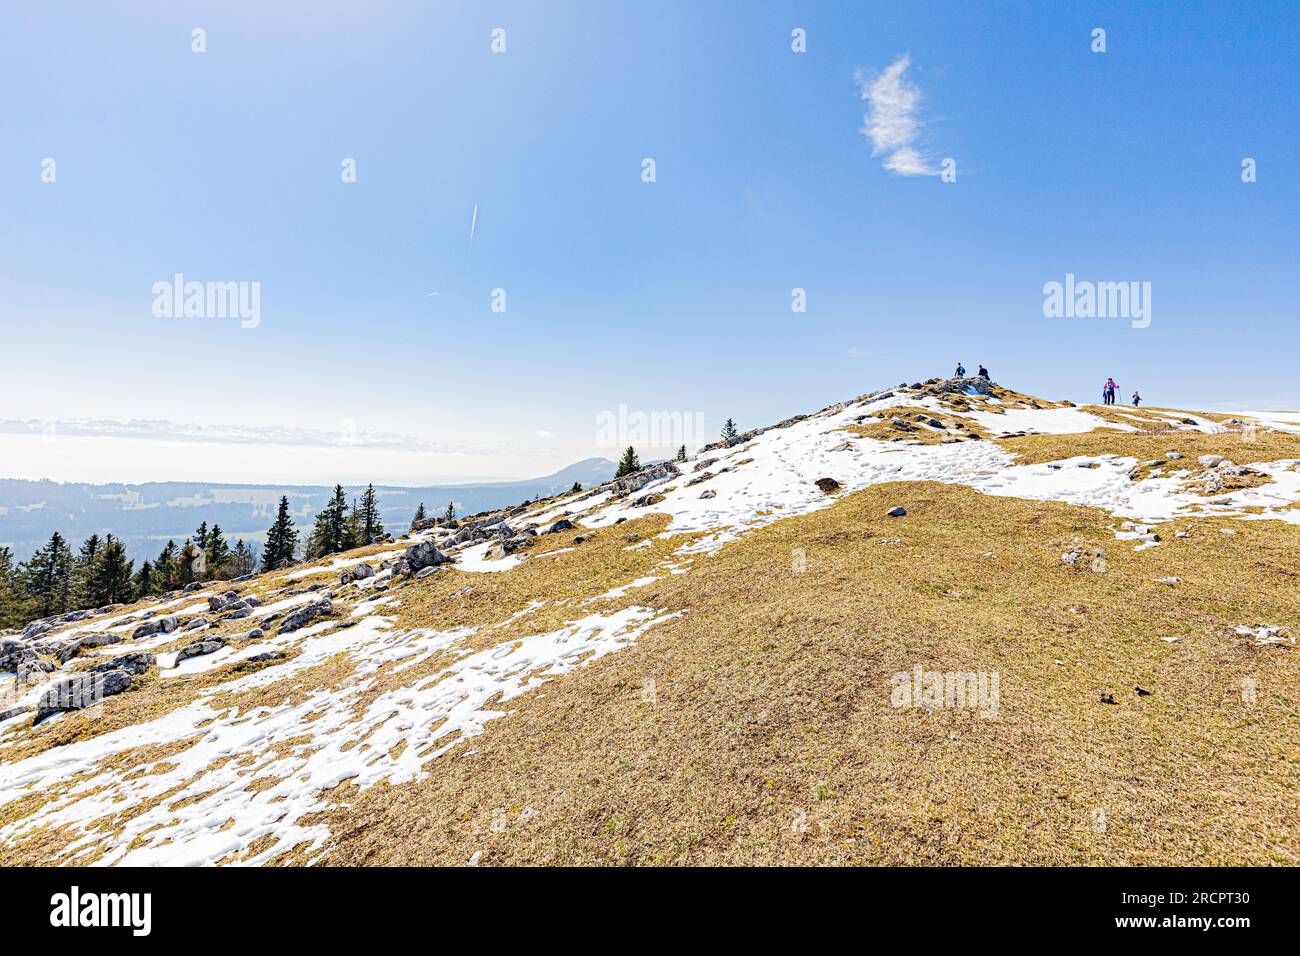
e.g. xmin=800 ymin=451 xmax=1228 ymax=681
xmin=977 ymin=365 xmax=990 ymax=379
xmin=955 ymin=362 xmax=966 ymax=377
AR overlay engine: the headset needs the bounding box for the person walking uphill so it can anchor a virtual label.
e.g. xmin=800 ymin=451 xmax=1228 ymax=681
xmin=1131 ymin=390 xmax=1142 ymax=406
xmin=1102 ymin=377 xmax=1118 ymax=405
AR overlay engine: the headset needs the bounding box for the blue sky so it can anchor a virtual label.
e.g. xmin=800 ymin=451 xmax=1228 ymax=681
xmin=2 ymin=0 xmax=1297 ymax=483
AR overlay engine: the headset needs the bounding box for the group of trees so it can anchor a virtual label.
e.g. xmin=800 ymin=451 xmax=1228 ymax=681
xmin=0 ymin=520 xmax=261 ymax=630
xmin=613 ymin=418 xmax=737 ymax=479
xmin=408 ymin=500 xmax=456 ymax=530
xmin=305 ymin=484 xmax=386 ymax=560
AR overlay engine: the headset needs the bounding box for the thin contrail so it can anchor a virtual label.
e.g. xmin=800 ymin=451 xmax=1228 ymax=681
xmin=469 ymin=203 xmax=478 ymax=244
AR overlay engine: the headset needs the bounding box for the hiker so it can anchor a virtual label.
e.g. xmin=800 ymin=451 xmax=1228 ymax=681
xmin=977 ymin=364 xmax=989 ymax=379
xmin=1104 ymin=377 xmax=1118 ymax=405
xmin=955 ymin=362 xmax=966 ymax=377
xmin=1131 ymin=390 xmax=1142 ymax=406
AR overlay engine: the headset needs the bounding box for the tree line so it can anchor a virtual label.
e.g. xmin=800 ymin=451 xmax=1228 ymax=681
xmin=0 ymin=483 xmax=401 ymax=630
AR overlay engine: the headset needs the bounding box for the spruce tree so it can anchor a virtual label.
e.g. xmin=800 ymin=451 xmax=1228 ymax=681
xmin=308 ymin=485 xmax=350 ymax=558
xmin=359 ymin=484 xmax=384 ymax=544
xmin=132 ymin=560 xmax=155 ymax=599
xmin=177 ymin=540 xmax=203 ymax=586
xmin=615 ymin=446 xmax=641 ymax=478
xmin=444 ymin=501 xmax=456 ymax=522
xmin=194 ymin=521 xmax=210 ymax=552
xmin=154 ymin=541 xmax=179 ymax=593
xmin=721 ymin=418 xmax=738 ymax=441
xmin=676 ymin=444 xmax=687 ymax=462
xmin=263 ymin=496 xmax=299 ymax=570
xmin=411 ymin=502 xmax=427 ymax=530
xmin=73 ymin=533 xmax=101 ymax=605
xmin=571 ymin=482 xmax=582 ymax=493
xmin=87 ymin=534 xmax=134 ymax=606
xmin=0 ymin=546 xmax=30 ymax=629
xmin=20 ymin=532 xmax=74 ymax=618
xmin=231 ymin=539 xmax=254 ymax=577
xmin=206 ymin=524 xmax=231 ymax=577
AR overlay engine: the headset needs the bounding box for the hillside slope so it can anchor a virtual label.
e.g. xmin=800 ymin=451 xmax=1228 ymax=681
xmin=2 ymin=377 xmax=1297 ymax=866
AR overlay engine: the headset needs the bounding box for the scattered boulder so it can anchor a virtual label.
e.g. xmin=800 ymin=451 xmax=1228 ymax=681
xmin=279 ymin=600 xmax=332 ymax=634
xmin=1197 ymin=455 xmax=1224 ymax=468
xmin=699 ymin=489 xmax=717 ymax=499
xmin=886 ymin=506 xmax=907 ymax=518
xmin=89 ymin=653 xmax=155 ymax=676
xmin=405 ymin=542 xmax=451 ymax=573
xmin=341 ymin=562 xmax=375 ymax=584
xmin=245 ymin=628 xmax=265 ymax=640
xmin=608 ymin=461 xmax=679 ymax=497
xmin=546 ymin=519 xmax=575 ymax=534
xmin=132 ymin=615 xmax=177 ymax=640
xmin=54 ymin=632 xmax=121 ymax=663
xmin=175 ymin=638 xmax=226 ymax=663
xmin=814 ymin=478 xmax=841 ymax=494
xmin=35 ymin=669 xmax=133 ymax=721
xmin=184 ymin=616 xmax=209 ymax=631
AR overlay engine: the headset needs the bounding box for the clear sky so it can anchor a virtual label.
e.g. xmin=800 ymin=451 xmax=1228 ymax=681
xmin=2 ymin=1 xmax=1297 ymax=484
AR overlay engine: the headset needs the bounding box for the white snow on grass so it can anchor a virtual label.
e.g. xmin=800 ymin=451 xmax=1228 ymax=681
xmin=0 ymin=605 xmax=678 ymax=866
xmin=455 ymin=541 xmax=524 ymax=573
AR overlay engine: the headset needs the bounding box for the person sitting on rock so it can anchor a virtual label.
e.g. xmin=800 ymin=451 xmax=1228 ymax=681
xmin=977 ymin=364 xmax=990 ymax=379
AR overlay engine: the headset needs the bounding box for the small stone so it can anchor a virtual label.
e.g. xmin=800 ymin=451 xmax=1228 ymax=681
xmin=886 ymin=506 xmax=907 ymax=517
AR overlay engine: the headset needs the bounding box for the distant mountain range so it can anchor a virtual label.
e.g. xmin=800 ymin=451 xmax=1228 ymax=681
xmin=0 ymin=458 xmax=616 ymax=562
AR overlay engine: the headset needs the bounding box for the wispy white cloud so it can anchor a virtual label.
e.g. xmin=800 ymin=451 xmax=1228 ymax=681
xmin=855 ymin=54 xmax=939 ymax=177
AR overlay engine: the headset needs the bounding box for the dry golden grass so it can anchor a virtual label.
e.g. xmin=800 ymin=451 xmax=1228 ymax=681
xmin=300 ymin=481 xmax=1300 ymax=866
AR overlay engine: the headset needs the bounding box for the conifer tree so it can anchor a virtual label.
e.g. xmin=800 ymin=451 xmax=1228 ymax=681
xmin=87 ymin=534 xmax=134 ymax=606
xmin=231 ymin=539 xmax=255 ymax=577
xmin=721 ymin=418 xmax=738 ymax=441
xmin=571 ymin=482 xmax=582 ymax=493
xmin=308 ymin=485 xmax=351 ymax=558
xmin=21 ymin=532 xmax=74 ymax=618
xmin=615 ymin=446 xmax=641 ymax=477
xmin=411 ymin=502 xmax=427 ymax=530
xmin=154 ymin=541 xmax=179 ymax=593
xmin=206 ymin=524 xmax=231 ymax=577
xmin=676 ymin=444 xmax=687 ymax=462
xmin=444 ymin=501 xmax=456 ymax=522
xmin=132 ymin=560 xmax=155 ymax=599
xmin=0 ymin=546 xmax=29 ymax=629
xmin=194 ymin=521 xmax=210 ymax=552
xmin=358 ymin=484 xmax=384 ymax=544
xmin=73 ymin=533 xmax=101 ymax=605
xmin=263 ymin=496 xmax=299 ymax=570
xmin=177 ymin=540 xmax=203 ymax=586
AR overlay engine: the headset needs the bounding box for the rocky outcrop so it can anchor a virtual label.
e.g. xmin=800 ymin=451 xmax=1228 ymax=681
xmin=35 ymin=669 xmax=133 ymax=721
xmin=279 ymin=599 xmax=333 ymax=634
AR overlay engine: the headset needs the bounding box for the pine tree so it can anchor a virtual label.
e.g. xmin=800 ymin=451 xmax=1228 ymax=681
xmin=73 ymin=533 xmax=101 ymax=605
xmin=20 ymin=532 xmax=74 ymax=618
xmin=177 ymin=539 xmax=203 ymax=586
xmin=571 ymin=482 xmax=582 ymax=493
xmin=231 ymin=539 xmax=255 ymax=577
xmin=721 ymin=418 xmax=738 ymax=441
xmin=0 ymin=546 xmax=30 ymax=629
xmin=444 ymin=501 xmax=456 ymax=522
xmin=132 ymin=560 xmax=155 ymax=599
xmin=411 ymin=502 xmax=427 ymax=530
xmin=308 ymin=485 xmax=351 ymax=558
xmin=206 ymin=524 xmax=231 ymax=578
xmin=676 ymin=444 xmax=687 ymax=462
xmin=87 ymin=534 xmax=134 ymax=606
xmin=358 ymin=484 xmax=384 ymax=544
xmin=194 ymin=521 xmax=210 ymax=552
xmin=154 ymin=541 xmax=179 ymax=593
xmin=615 ymin=446 xmax=641 ymax=478
xmin=263 ymin=496 xmax=299 ymax=570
